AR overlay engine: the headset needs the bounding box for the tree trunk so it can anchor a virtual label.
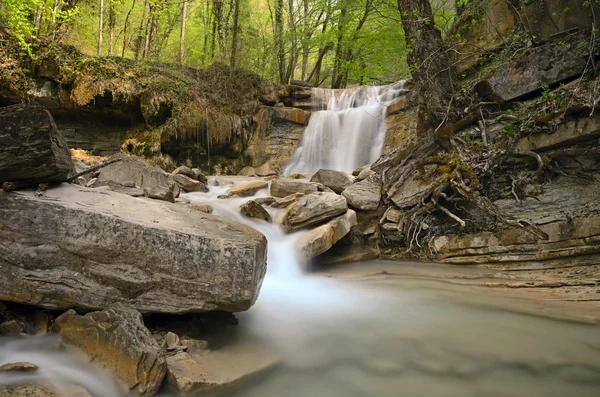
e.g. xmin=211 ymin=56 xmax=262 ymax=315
xmin=51 ymin=0 xmax=62 ymax=39
xmin=330 ymin=3 xmax=347 ymax=89
xmin=275 ymin=0 xmax=285 ymax=83
xmin=122 ymin=0 xmax=137 ymax=57
xmin=136 ymin=0 xmax=149 ymax=59
xmin=108 ymin=2 xmax=116 ymax=56
xmin=180 ymin=0 xmax=188 ymax=66
xmin=97 ymin=0 xmax=104 ymax=56
xmin=397 ymin=0 xmax=455 ymax=122
xmin=300 ymin=0 xmax=309 ymax=80
xmin=230 ymin=0 xmax=241 ymax=68
xmin=34 ymin=0 xmax=46 ymax=35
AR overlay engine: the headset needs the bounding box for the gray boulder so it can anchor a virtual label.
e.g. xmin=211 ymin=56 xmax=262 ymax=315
xmin=171 ymin=174 xmax=208 ymax=193
xmin=282 ymin=192 xmax=348 ymax=232
xmin=96 ymin=153 xmax=177 ymax=193
xmin=310 ymin=169 xmax=354 ymax=194
xmin=0 ymin=103 xmax=74 ymax=186
xmin=271 ymin=192 xmax=304 ymax=208
xmin=341 ymin=175 xmax=381 ymax=211
xmin=144 ymin=185 xmax=176 ymax=203
xmin=240 ymin=201 xmax=272 ymax=223
xmin=270 ymin=179 xmax=318 ymax=198
xmin=355 ymin=166 xmax=374 ymax=182
xmin=296 ymin=210 xmax=357 ymax=260
xmin=54 ymin=304 xmax=166 ymax=396
xmin=0 ymin=183 xmax=267 ymax=313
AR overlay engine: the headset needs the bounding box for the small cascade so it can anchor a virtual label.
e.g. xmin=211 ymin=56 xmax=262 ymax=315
xmin=284 ymin=82 xmax=407 ymax=175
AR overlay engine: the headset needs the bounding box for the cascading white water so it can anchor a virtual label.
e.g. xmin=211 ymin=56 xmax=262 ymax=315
xmin=284 ymin=83 xmax=407 ymax=175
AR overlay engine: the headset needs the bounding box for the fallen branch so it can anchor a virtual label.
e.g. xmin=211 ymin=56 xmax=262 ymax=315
xmin=437 ymin=203 xmax=465 ymax=228
xmin=65 ymin=158 xmax=123 ymax=183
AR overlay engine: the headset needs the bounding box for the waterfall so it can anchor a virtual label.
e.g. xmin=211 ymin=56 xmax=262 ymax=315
xmin=284 ymin=82 xmax=407 ymax=175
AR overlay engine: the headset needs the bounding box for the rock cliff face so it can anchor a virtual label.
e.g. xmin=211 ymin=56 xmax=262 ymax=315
xmin=368 ymin=9 xmax=600 ymax=304
xmin=0 ymin=184 xmax=267 ymax=313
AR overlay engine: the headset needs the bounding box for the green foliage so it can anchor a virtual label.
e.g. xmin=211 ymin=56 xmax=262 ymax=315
xmin=0 ymin=0 xmax=38 ymax=56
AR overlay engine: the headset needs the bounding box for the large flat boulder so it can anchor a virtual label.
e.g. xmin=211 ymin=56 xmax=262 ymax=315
xmin=270 ymin=178 xmax=318 ymax=198
xmin=297 ymin=210 xmax=357 ymax=260
xmin=0 ymin=183 xmax=267 ymax=313
xmin=0 ymin=103 xmax=75 ymax=186
xmin=341 ymin=175 xmax=381 ymax=211
xmin=281 ymin=192 xmax=348 ymax=232
xmin=310 ymin=169 xmax=354 ymax=194
xmin=54 ymin=304 xmax=166 ymax=396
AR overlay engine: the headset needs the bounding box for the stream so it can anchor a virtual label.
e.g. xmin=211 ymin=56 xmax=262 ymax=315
xmin=179 ymin=182 xmax=600 ymax=397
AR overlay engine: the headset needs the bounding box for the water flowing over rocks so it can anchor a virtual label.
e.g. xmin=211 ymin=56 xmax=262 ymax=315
xmin=281 ymin=192 xmax=348 ymax=233
xmin=0 ymin=103 xmax=75 ymax=187
xmin=53 ymin=304 xmax=166 ymax=396
xmin=309 ymin=169 xmax=354 ymax=194
xmin=0 ymin=183 xmax=267 ymax=314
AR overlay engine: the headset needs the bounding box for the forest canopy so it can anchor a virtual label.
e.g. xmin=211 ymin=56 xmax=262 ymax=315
xmin=0 ymin=0 xmax=459 ymax=88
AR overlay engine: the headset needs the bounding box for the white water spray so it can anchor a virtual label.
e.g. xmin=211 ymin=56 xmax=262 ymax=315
xmin=284 ymin=83 xmax=407 ymax=175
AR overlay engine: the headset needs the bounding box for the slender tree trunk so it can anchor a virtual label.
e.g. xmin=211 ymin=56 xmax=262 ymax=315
xmin=51 ymin=0 xmax=62 ymax=39
xmin=397 ymin=0 xmax=455 ymax=120
xmin=122 ymin=0 xmax=137 ymax=57
xmin=34 ymin=0 xmax=46 ymax=35
xmin=230 ymin=0 xmax=241 ymax=68
xmin=108 ymin=2 xmax=116 ymax=56
xmin=97 ymin=0 xmax=104 ymax=56
xmin=147 ymin=12 xmax=158 ymax=58
xmin=213 ymin=0 xmax=224 ymax=53
xmin=300 ymin=0 xmax=309 ymax=80
xmin=275 ymin=0 xmax=285 ymax=83
xmin=180 ymin=0 xmax=188 ymax=66
xmin=330 ymin=3 xmax=347 ymax=88
xmin=136 ymin=0 xmax=149 ymax=59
